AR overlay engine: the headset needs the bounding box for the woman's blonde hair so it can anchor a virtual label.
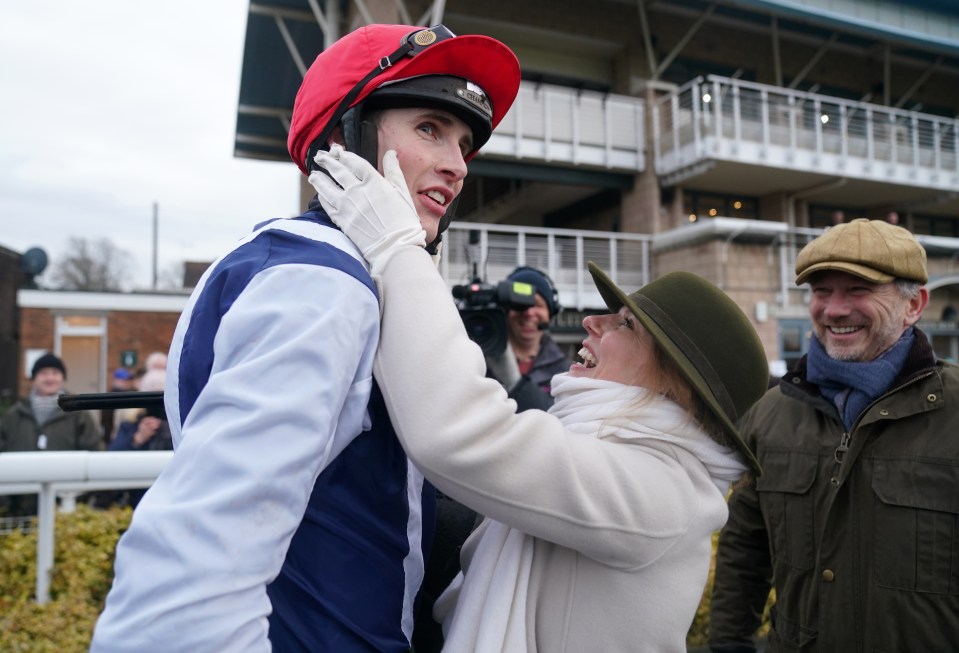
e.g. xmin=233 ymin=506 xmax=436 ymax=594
xmin=599 ymin=334 xmax=725 ymax=445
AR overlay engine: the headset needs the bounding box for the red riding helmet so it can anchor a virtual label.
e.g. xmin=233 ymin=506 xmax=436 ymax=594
xmin=288 ymin=24 xmax=521 ymax=175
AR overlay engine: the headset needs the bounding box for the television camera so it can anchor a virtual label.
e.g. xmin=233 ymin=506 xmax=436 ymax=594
xmin=452 ymin=276 xmax=536 ymax=357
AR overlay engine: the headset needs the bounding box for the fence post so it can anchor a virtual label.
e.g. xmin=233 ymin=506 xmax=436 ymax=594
xmin=36 ymin=483 xmax=56 ymax=604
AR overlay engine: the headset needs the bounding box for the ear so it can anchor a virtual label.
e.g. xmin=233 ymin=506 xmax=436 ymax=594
xmin=904 ymin=287 xmax=929 ymax=326
xmin=328 ymin=126 xmax=345 ymax=148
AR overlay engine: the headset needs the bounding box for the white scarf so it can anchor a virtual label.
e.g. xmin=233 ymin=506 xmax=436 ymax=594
xmin=435 ymin=373 xmax=746 ymax=652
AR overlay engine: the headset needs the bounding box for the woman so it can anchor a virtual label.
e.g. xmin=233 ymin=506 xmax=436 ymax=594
xmin=311 ymin=146 xmax=769 ymax=652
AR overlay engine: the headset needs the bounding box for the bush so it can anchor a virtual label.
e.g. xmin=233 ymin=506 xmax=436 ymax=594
xmin=0 ymin=505 xmax=131 ymax=652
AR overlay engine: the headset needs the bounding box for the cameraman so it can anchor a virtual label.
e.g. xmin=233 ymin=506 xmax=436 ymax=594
xmin=486 ymin=266 xmax=571 ymax=411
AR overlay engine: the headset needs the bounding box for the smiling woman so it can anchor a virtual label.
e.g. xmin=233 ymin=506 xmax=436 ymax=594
xmin=312 ymin=144 xmax=772 ymax=652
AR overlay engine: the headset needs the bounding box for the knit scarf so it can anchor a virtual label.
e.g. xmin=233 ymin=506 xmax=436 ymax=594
xmin=434 ymin=373 xmax=746 ymax=652
xmin=30 ymin=390 xmax=61 ymax=428
xmin=806 ymin=328 xmax=914 ymax=429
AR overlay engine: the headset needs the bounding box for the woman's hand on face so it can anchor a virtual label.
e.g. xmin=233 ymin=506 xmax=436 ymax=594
xmin=309 ymin=145 xmax=426 ymax=275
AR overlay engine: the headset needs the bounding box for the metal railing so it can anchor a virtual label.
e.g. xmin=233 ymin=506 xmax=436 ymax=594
xmin=0 ymin=451 xmax=171 ymax=604
xmin=654 ymin=74 xmax=959 ymax=189
xmin=442 ymin=222 xmax=653 ymax=311
xmin=481 ymin=81 xmax=646 ymax=171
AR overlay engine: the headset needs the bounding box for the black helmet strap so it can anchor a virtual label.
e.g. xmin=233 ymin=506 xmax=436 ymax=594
xmin=304 ymin=39 xmax=415 ymax=173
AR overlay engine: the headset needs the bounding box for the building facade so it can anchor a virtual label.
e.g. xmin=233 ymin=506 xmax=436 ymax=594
xmin=14 ymin=290 xmax=184 ymax=403
xmin=10 ymin=1 xmax=959 ymax=390
xmin=232 ymin=0 xmax=959 ymax=368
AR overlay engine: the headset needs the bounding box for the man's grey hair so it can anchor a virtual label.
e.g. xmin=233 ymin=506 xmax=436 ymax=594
xmin=894 ymin=279 xmax=923 ymax=300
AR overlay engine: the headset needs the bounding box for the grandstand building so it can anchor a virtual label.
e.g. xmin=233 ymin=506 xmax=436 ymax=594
xmin=235 ymin=0 xmax=959 ymax=369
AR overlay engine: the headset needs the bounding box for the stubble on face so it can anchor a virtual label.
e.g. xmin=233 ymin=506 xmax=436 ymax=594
xmin=809 ymin=274 xmax=918 ymax=362
xmin=814 ymin=318 xmax=907 ymax=362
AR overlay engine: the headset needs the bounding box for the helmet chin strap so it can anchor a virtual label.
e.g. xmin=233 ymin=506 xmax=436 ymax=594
xmin=427 ymin=196 xmax=459 ymax=254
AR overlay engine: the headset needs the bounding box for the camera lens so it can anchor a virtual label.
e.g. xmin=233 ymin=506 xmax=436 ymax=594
xmin=464 ymin=313 xmax=494 ymax=346
xmin=459 ymin=308 xmax=509 ymax=356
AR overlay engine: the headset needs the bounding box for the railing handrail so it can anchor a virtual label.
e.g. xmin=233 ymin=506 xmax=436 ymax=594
xmin=654 ymin=74 xmax=959 ymax=188
xmin=447 ymin=220 xmax=651 ymax=242
xmin=0 ymin=450 xmax=171 ymax=487
xmin=701 ymin=74 xmax=958 ymax=128
xmin=0 ymin=450 xmax=172 ymax=604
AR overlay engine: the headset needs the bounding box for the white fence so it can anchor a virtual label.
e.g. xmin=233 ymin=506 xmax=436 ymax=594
xmin=443 ymin=222 xmax=653 ymax=311
xmin=654 ymin=74 xmax=959 ymax=190
xmin=0 ymin=451 xmax=171 ymax=604
xmin=482 ymin=81 xmax=646 ymax=171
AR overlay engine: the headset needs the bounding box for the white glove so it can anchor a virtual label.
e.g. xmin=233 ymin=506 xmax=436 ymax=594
xmin=309 ymin=144 xmax=426 ymax=274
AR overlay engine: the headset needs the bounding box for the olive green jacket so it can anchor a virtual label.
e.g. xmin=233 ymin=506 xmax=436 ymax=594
xmin=0 ymin=395 xmax=100 ymax=516
xmin=709 ymin=332 xmax=959 ymax=653
xmin=1 ymin=395 xmax=100 ymax=452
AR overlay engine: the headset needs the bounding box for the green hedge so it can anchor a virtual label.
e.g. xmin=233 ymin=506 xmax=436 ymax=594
xmin=0 ymin=508 xmax=770 ymax=650
xmin=0 ymin=505 xmax=131 ymax=653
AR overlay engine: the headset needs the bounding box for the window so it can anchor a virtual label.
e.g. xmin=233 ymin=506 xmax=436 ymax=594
xmin=779 ymin=319 xmax=811 ymax=372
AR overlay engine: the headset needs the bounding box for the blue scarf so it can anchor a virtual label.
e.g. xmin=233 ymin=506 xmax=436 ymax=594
xmin=806 ymin=328 xmax=914 ymax=429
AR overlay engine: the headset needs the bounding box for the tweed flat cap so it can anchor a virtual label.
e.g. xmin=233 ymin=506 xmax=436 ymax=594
xmin=795 ymin=218 xmax=927 ymax=285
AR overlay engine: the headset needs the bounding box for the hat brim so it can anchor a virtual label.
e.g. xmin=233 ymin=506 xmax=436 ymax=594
xmin=587 ymin=262 xmax=762 ymax=476
xmin=795 ymin=260 xmax=895 ymax=285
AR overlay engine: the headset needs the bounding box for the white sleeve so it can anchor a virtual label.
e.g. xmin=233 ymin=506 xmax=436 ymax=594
xmin=372 ymin=248 xmax=705 ymax=569
xmin=91 ymin=264 xmax=379 ymax=652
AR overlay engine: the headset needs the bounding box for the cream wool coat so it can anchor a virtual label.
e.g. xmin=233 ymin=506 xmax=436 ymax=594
xmin=372 ymin=248 xmax=738 ymax=653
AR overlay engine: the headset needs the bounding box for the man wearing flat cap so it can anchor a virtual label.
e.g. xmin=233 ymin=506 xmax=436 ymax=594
xmin=708 ymin=219 xmax=959 ymax=652
xmin=0 ymin=352 xmax=100 ymax=516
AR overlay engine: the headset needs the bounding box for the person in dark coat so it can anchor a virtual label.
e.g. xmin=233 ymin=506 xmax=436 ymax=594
xmin=0 ymin=352 xmax=100 ymax=516
xmin=485 ymin=266 xmax=572 ymax=412
xmin=709 ymin=219 xmax=959 ymax=653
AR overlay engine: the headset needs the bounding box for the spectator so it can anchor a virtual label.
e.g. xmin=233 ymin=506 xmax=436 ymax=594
xmin=144 ymin=351 xmax=167 ymax=371
xmin=486 ymin=266 xmax=571 ymax=412
xmin=314 ymin=145 xmax=771 ymax=651
xmin=91 ymin=23 xmax=521 ymax=653
xmin=0 ymin=353 xmax=100 ymax=516
xmin=107 ymin=368 xmax=170 ymax=508
xmin=709 ymin=219 xmax=959 ymax=652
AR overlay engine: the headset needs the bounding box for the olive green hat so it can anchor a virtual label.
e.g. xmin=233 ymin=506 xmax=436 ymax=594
xmin=795 ymin=218 xmax=927 ymax=285
xmin=588 ymin=262 xmax=768 ymax=475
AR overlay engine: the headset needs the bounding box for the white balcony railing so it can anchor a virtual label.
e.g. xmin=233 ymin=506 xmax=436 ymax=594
xmin=481 ymin=82 xmax=646 ymax=172
xmin=654 ymin=74 xmax=959 ymax=190
xmin=442 ymin=222 xmax=653 ymax=311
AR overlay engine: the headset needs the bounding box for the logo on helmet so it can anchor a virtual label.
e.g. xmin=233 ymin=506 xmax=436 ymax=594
xmin=458 ymin=81 xmax=492 ymax=118
xmin=413 ymin=30 xmax=438 ymax=47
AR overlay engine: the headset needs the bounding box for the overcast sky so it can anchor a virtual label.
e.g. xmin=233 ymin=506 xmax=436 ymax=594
xmin=1 ymin=1 xmax=301 ymax=290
